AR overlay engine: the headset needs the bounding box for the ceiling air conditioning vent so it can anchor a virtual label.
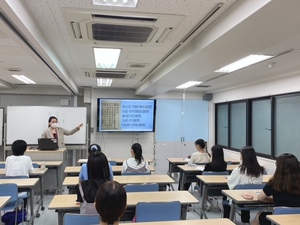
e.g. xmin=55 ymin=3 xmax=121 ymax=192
xmin=84 ymin=69 xmax=136 ymax=79
xmin=63 ymin=9 xmax=184 ymax=44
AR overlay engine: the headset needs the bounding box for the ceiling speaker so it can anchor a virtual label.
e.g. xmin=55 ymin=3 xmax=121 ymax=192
xmin=203 ymin=94 xmax=213 ymax=101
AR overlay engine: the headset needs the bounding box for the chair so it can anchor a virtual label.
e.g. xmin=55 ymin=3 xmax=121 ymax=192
xmin=32 ymin=163 xmax=40 ymax=168
xmin=135 ymin=201 xmax=181 ymax=222
xmin=273 ymin=206 xmax=300 ymax=215
xmin=0 ymin=183 xmax=25 ymax=225
xmin=108 ymin=160 xmax=117 ymax=166
xmin=0 ymin=163 xmax=5 ymax=168
xmin=63 ymin=213 xmax=100 ymax=225
xmin=122 ymin=171 xmax=151 ymax=175
xmin=124 ymin=183 xmax=159 ymax=192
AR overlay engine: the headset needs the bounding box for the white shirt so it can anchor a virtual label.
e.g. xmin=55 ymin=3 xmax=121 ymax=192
xmin=188 ymin=152 xmax=211 ymax=164
xmin=5 ymin=155 xmax=33 ymax=177
xmin=227 ymin=166 xmax=263 ymax=189
xmin=122 ymin=157 xmax=149 ymax=173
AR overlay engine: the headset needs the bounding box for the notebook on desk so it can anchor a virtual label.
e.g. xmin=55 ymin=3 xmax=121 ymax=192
xmin=38 ymin=138 xmax=59 ymax=150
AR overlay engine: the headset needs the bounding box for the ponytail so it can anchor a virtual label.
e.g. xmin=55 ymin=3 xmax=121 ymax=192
xmin=131 ymin=143 xmax=144 ymax=165
xmin=195 ymin=139 xmax=211 ymax=157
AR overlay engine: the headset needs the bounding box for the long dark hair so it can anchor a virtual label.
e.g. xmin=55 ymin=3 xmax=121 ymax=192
xmin=268 ymin=153 xmax=300 ymax=195
xmin=239 ymin=146 xmax=264 ymax=177
xmin=95 ymin=181 xmax=127 ymax=224
xmin=83 ymin=151 xmax=110 ymax=197
xmin=131 ymin=143 xmax=144 ymax=165
xmin=194 ymin=139 xmax=211 ymax=157
xmin=209 ymin=145 xmax=227 ymax=171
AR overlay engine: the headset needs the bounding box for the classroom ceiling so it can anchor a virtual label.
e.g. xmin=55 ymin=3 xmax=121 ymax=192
xmin=0 ymin=0 xmax=300 ymax=97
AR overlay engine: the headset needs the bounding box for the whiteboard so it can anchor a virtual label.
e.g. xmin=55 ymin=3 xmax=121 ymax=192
xmin=0 ymin=108 xmax=3 ymax=146
xmin=6 ymin=106 xmax=87 ymax=145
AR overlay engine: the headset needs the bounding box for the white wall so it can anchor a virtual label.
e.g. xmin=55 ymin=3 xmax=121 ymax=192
xmin=208 ymin=73 xmax=300 ymax=175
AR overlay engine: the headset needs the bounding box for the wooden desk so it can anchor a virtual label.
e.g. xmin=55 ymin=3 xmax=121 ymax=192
xmin=64 ymin=165 xmax=155 ymax=175
xmin=222 ymin=189 xmax=274 ymax=221
xmin=78 ymin=158 xmax=153 ymax=165
xmin=0 ymin=196 xmax=11 ymax=209
xmin=49 ymin=191 xmax=198 ymax=225
xmin=63 ymin=174 xmax=175 ymax=187
xmin=196 ymin=175 xmax=272 ymax=219
xmin=267 ymin=214 xmax=300 ymax=225
xmin=0 ymin=178 xmax=39 ymax=224
xmin=177 ymin=164 xmax=238 ymax=190
xmin=125 ymin=218 xmax=235 ymax=225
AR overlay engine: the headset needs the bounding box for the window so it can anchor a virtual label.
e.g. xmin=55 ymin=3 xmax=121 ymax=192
xmin=216 ymin=104 xmax=228 ymax=146
xmin=230 ymin=102 xmax=247 ymax=149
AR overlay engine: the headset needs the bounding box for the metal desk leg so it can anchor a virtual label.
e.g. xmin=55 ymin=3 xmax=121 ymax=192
xmin=200 ymin=185 xmax=208 ymax=219
xmin=178 ymin=170 xmax=185 ymax=190
xmin=181 ymin=205 xmax=187 ymax=220
xmin=29 ymin=189 xmax=35 ymax=225
xmin=57 ymin=210 xmax=64 ymax=225
xmin=229 ymin=202 xmax=236 ymax=221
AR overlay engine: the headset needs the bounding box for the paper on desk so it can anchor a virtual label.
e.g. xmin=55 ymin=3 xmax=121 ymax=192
xmin=184 ymin=158 xmax=190 ymax=162
xmin=196 ymin=165 xmax=205 ymax=171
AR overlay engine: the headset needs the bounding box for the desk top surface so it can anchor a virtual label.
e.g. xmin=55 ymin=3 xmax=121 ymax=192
xmin=0 ymin=178 xmax=39 ymax=188
xmin=0 ymin=161 xmax=62 ymax=167
xmin=0 ymin=168 xmax=48 ymax=176
xmin=267 ymin=214 xmax=300 ymax=225
xmin=197 ymin=175 xmax=273 ymax=184
xmin=125 ymin=218 xmax=235 ymax=225
xmin=166 ymin=158 xmax=239 ymax=164
xmin=63 ymin=174 xmax=175 ymax=186
xmin=178 ymin=164 xmax=237 ymax=172
xmin=0 ymin=196 xmax=11 ymax=209
xmin=64 ymin=165 xmax=155 ymax=173
xmin=25 ymin=148 xmax=66 ymax=153
xmin=77 ymin=158 xmax=153 ymax=164
xmin=222 ymin=189 xmax=263 ymax=204
xmin=49 ymin=191 xmax=198 ymax=209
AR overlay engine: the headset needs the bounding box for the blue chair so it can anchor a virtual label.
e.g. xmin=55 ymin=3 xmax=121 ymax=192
xmin=63 ymin=213 xmax=100 ymax=225
xmin=108 ymin=161 xmax=117 ymax=166
xmin=124 ymin=183 xmax=159 ymax=192
xmin=0 ymin=163 xmax=5 ymax=168
xmin=0 ymin=183 xmax=25 ymax=225
xmin=273 ymin=206 xmax=300 ymax=215
xmin=32 ymin=163 xmax=40 ymax=168
xmin=122 ymin=171 xmax=151 ymax=175
xmin=135 ymin=201 xmax=181 ymax=222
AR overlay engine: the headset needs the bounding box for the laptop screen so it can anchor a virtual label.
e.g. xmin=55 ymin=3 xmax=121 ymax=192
xmin=38 ymin=138 xmax=58 ymax=150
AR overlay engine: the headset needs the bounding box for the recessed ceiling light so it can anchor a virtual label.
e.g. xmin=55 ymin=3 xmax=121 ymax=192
xmin=215 ymin=54 xmax=274 ymax=73
xmin=176 ymin=81 xmax=202 ymax=89
xmin=93 ymin=0 xmax=139 ymax=7
xmin=11 ymin=75 xmax=36 ymax=84
xmin=94 ymin=48 xmax=121 ymax=69
xmin=97 ymin=78 xmax=113 ymax=86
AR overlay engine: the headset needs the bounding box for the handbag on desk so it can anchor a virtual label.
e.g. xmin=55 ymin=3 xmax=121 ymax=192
xmin=78 ymin=183 xmax=98 ymax=214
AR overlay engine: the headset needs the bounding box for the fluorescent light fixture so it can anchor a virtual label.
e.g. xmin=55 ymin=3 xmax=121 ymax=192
xmin=215 ymin=54 xmax=273 ymax=73
xmin=97 ymin=78 xmax=113 ymax=86
xmin=176 ymin=81 xmax=202 ymax=89
xmin=93 ymin=0 xmax=139 ymax=7
xmin=11 ymin=75 xmax=36 ymax=84
xmin=94 ymin=48 xmax=121 ymax=69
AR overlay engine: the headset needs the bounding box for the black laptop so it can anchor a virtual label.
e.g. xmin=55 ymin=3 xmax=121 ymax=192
xmin=38 ymin=138 xmax=59 ymax=150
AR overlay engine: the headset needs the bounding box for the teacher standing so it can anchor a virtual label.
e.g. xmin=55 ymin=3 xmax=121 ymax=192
xmin=41 ymin=116 xmax=83 ymax=148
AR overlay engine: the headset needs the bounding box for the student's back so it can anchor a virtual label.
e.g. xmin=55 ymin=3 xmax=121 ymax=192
xmin=5 ymin=140 xmax=33 ymax=177
xmin=204 ymin=145 xmax=227 ymax=172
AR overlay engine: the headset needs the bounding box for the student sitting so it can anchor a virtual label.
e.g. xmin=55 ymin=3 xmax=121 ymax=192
xmin=122 ymin=143 xmax=149 ymax=173
xmin=252 ymin=153 xmax=300 ymax=225
xmin=203 ymin=145 xmax=227 ymax=210
xmin=223 ymin=146 xmax=265 ymax=224
xmin=95 ymin=181 xmax=127 ymax=225
xmin=79 ymin=144 xmax=113 ymax=181
xmin=76 ymin=151 xmax=110 ymax=214
xmin=5 ymin=139 xmax=33 ymax=177
xmin=181 ymin=139 xmax=211 ymax=190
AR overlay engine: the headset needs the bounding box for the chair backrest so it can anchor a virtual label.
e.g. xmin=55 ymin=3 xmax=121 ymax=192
xmin=135 ymin=201 xmax=181 ymax=222
xmin=0 ymin=163 xmax=5 ymax=168
xmin=122 ymin=171 xmax=151 ymax=176
xmin=0 ymin=183 xmax=18 ymax=203
xmin=124 ymin=183 xmax=159 ymax=192
xmin=63 ymin=213 xmax=100 ymax=225
xmin=234 ymin=183 xmax=265 ymax=190
xmin=0 ymin=175 xmax=28 ymax=179
xmin=273 ymin=207 xmax=300 ymax=215
xmin=202 ymin=171 xmax=229 ymax=176
xmin=108 ymin=161 xmax=117 ymax=166
xmin=32 ymin=163 xmax=40 ymax=168
xmin=226 ymin=161 xmax=232 ymax=165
